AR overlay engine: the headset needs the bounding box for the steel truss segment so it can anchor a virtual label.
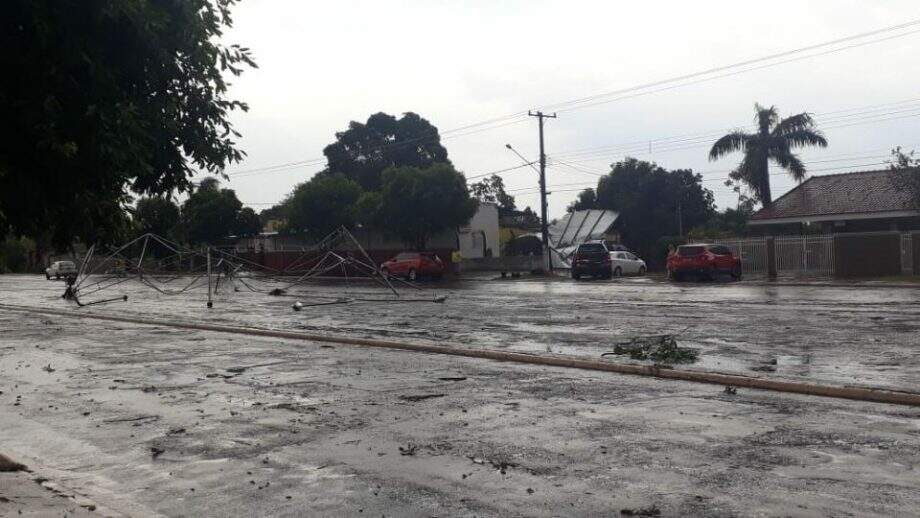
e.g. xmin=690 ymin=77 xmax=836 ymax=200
xmin=66 ymin=226 xmax=441 ymax=308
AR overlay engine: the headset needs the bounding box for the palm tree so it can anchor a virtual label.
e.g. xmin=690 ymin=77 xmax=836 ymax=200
xmin=709 ymin=104 xmax=827 ymax=206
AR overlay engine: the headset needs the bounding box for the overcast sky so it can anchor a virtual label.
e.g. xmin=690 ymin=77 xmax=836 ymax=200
xmin=218 ymin=0 xmax=920 ymax=219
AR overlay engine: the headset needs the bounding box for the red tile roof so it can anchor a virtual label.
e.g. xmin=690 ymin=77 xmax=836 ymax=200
xmin=751 ymin=169 xmax=920 ymax=221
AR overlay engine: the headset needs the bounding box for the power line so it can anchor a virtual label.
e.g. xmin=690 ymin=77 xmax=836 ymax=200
xmin=465 ymin=161 xmax=537 ymax=181
xmin=222 ymin=21 xmax=920 ymax=180
xmin=550 ymin=98 xmax=920 ymax=162
xmin=537 ymin=20 xmax=920 ymax=114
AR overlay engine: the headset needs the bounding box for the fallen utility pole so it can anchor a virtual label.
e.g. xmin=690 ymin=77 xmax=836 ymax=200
xmin=528 ymin=110 xmax=556 ymax=272
xmin=3 ymin=303 xmax=920 ymax=408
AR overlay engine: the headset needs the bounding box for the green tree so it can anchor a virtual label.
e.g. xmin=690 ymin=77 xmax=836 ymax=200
xmin=578 ymin=158 xmax=714 ymax=266
xmin=469 ymin=174 xmax=516 ymax=214
xmin=0 ymin=0 xmax=255 ymax=248
xmin=567 ymin=188 xmax=597 ymax=212
xmin=319 ymin=112 xmax=449 ymax=191
xmin=888 ymin=146 xmax=920 ymax=203
xmin=181 ymin=178 xmax=244 ymax=244
xmin=234 ymin=207 xmax=263 ymax=237
xmin=376 ymin=163 xmax=478 ymax=250
xmin=134 ymin=197 xmax=180 ymax=238
xmin=692 ymin=207 xmax=753 ymax=239
xmin=709 ymin=104 xmax=827 ymax=206
xmin=284 ymin=175 xmax=363 ymax=238
xmin=0 ymin=236 xmax=36 ymax=273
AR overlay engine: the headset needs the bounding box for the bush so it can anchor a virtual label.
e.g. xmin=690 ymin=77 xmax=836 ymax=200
xmin=0 ymin=237 xmax=35 ymax=273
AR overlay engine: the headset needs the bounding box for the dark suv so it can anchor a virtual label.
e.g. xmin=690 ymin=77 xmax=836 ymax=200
xmin=571 ymin=242 xmax=611 ymax=280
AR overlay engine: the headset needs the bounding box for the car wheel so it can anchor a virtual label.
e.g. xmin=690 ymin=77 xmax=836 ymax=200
xmin=45 ymin=274 xmax=51 ymax=280
xmin=571 ymin=270 xmax=581 ymax=280
xmin=380 ymin=267 xmax=390 ymax=278
xmin=731 ymin=265 xmax=743 ymax=280
xmin=612 ymin=267 xmax=622 ymax=277
xmin=407 ymin=268 xmax=417 ymax=282
xmin=704 ymin=267 xmax=716 ymax=281
xmin=638 ymin=266 xmax=646 ymax=276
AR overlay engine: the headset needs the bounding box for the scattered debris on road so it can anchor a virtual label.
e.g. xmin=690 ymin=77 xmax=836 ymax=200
xmin=603 ymin=333 xmax=698 ymax=364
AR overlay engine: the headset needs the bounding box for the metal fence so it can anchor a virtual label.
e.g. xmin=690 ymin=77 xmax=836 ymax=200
xmin=697 ymin=232 xmax=920 ymax=278
xmin=694 ymin=237 xmax=767 ymax=275
xmin=697 ymin=234 xmax=835 ymax=277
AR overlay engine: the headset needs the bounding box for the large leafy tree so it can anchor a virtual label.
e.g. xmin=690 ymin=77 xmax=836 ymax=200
xmin=469 ymin=174 xmax=516 ymax=215
xmin=372 ymin=164 xmax=478 ymax=250
xmin=575 ymin=158 xmax=714 ymax=265
xmin=134 ymin=197 xmax=180 ymax=239
xmin=0 ymin=0 xmax=255 ymax=249
xmin=181 ymin=178 xmax=244 ymax=245
xmin=283 ymin=175 xmax=363 ymax=238
xmin=319 ymin=112 xmax=449 ymax=191
xmin=567 ymin=188 xmax=597 ymax=213
xmin=709 ymin=104 xmax=827 ymax=206
xmin=234 ymin=207 xmax=263 ymax=237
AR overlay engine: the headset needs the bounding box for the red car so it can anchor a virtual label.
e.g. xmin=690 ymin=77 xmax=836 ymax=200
xmin=380 ymin=252 xmax=444 ymax=281
xmin=667 ymin=244 xmax=742 ymax=281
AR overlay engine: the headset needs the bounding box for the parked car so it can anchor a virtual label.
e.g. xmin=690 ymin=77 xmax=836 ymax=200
xmin=610 ymin=251 xmax=647 ymax=276
xmin=667 ymin=244 xmax=742 ymax=281
xmin=600 ymin=240 xmax=628 ymax=252
xmin=571 ymin=242 xmax=611 ymax=280
xmin=45 ymin=260 xmax=77 ymax=280
xmin=380 ymin=252 xmax=444 ymax=281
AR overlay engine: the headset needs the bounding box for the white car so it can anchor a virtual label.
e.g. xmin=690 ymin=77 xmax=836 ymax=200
xmin=45 ymin=260 xmax=77 ymax=280
xmin=609 ymin=251 xmax=646 ymax=276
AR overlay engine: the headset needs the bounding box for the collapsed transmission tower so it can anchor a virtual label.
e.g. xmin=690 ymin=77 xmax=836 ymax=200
xmin=63 ymin=227 xmax=444 ymax=309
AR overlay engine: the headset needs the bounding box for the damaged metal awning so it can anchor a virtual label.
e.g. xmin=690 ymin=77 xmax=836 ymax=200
xmin=549 ymin=210 xmax=619 ymax=249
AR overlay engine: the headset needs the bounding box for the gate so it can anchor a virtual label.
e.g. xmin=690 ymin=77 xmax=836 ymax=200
xmin=774 ymin=235 xmax=835 ymax=276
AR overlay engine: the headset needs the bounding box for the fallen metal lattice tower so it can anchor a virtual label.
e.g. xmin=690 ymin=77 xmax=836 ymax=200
xmin=65 ymin=227 xmax=444 ymax=308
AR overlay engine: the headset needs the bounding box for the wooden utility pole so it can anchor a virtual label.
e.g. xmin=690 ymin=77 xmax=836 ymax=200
xmin=528 ymin=110 xmax=556 ymax=272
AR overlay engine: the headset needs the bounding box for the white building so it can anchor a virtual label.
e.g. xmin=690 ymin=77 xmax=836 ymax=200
xmin=457 ymin=202 xmax=500 ymax=258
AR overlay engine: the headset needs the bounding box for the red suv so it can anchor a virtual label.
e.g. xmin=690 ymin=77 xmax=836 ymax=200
xmin=667 ymin=244 xmax=742 ymax=281
xmin=380 ymin=252 xmax=444 ymax=281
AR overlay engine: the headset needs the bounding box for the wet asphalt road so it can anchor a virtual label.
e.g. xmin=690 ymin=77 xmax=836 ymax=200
xmin=1 ymin=274 xmax=920 ymax=516
xmin=4 ymin=273 xmax=920 ymax=390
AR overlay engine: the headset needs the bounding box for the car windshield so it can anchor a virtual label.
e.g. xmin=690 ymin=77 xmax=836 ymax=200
xmin=60 ymin=261 xmax=75 ymax=268
xmin=395 ymin=253 xmax=417 ymax=260
xmin=678 ymin=246 xmax=705 ymax=257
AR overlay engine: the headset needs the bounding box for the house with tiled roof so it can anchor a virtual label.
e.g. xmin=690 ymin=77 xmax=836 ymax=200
xmin=749 ymin=169 xmax=920 ymax=234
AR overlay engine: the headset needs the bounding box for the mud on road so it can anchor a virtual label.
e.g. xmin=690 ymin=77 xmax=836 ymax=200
xmin=1 ymin=274 xmax=919 ymax=516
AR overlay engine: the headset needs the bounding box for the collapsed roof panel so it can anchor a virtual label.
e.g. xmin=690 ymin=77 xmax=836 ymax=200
xmin=549 ymin=209 xmax=619 ymax=248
